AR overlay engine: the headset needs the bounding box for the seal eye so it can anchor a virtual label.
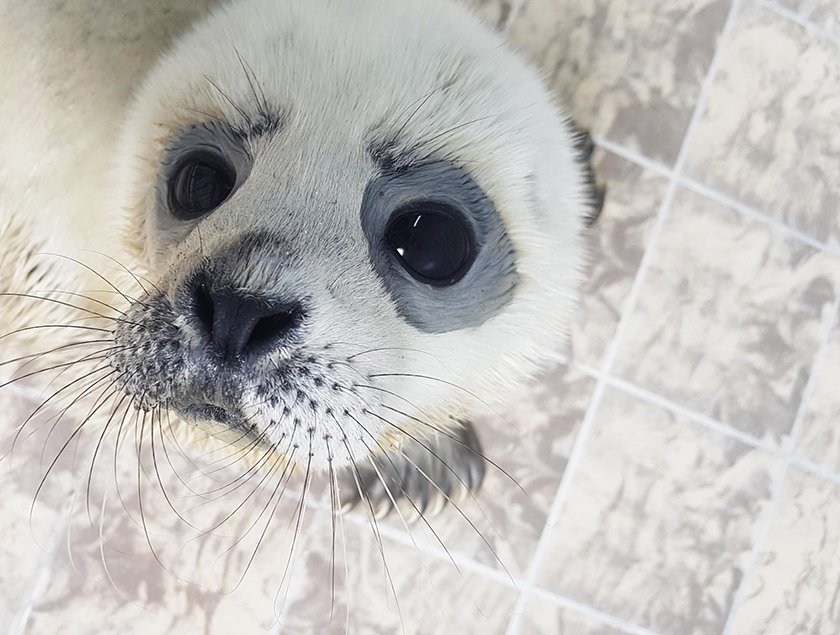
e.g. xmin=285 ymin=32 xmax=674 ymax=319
xmin=386 ymin=202 xmax=475 ymax=286
xmin=169 ymin=156 xmax=235 ymax=220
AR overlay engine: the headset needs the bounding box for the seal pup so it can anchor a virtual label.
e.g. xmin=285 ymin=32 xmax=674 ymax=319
xmin=0 ymin=0 xmax=600 ymax=526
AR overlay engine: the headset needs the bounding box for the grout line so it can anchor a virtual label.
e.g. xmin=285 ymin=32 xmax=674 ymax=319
xmin=599 ymin=374 xmax=780 ymax=454
xmin=502 ymin=380 xmax=604 ymax=635
xmin=678 ymin=176 xmax=835 ymax=254
xmin=591 ymin=135 xmax=673 ymax=178
xmin=754 ymin=0 xmax=840 ymax=47
xmin=720 ymin=289 xmax=840 ymax=634
xmin=594 ymin=130 xmax=837 ymax=257
xmin=789 ymin=456 xmax=840 ymax=487
xmin=336 ymin=509 xmax=663 ymax=635
xmin=505 ymin=2 xmax=745 ymax=632
xmin=565 ymin=352 xmax=780 ymax=455
xmin=528 ymin=587 xmax=665 ymax=635
xmin=558 ymin=352 xmax=840 ymax=487
xmin=344 ymin=510 xmax=515 ymax=587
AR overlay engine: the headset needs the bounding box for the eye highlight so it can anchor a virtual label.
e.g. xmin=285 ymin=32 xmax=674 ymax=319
xmin=385 ymin=201 xmax=475 ymax=286
xmin=169 ymin=154 xmax=235 ymax=220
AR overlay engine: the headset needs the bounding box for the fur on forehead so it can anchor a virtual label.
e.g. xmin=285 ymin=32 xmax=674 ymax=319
xmin=114 ymin=0 xmax=589 ymax=415
xmin=118 ymin=0 xmax=579 ymax=239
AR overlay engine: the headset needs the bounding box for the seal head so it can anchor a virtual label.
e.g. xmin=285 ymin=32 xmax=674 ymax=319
xmin=109 ymin=0 xmax=589 ymax=474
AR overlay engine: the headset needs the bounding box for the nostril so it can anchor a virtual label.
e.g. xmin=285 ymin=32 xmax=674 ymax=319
xmin=188 ymin=275 xmax=304 ymax=359
xmin=249 ymin=310 xmax=298 ymax=349
xmin=193 ymin=282 xmax=215 ymax=336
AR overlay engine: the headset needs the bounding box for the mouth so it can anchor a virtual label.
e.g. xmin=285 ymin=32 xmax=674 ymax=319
xmin=177 ymin=402 xmax=246 ymax=429
xmin=113 ymin=288 xmax=390 ymax=469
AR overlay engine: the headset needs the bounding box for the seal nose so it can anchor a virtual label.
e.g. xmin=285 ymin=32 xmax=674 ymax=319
xmin=192 ymin=283 xmax=302 ymax=359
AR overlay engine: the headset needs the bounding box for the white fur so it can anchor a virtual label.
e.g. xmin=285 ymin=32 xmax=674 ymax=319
xmin=0 ymin=0 xmax=588 ymax=471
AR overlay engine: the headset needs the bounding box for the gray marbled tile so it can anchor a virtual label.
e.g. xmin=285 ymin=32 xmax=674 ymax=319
xmin=777 ymin=0 xmax=840 ymax=39
xmin=0 ymin=381 xmax=96 ymax=631
xmin=375 ymin=361 xmax=596 ymax=576
xmin=535 ymin=387 xmax=780 ymax=635
xmin=460 ymin=0 xmax=517 ymax=31
xmin=22 ymin=433 xmax=317 ymax=635
xmin=509 ymin=0 xmax=731 ymax=165
xmin=726 ymin=468 xmax=840 ymax=635
xmin=684 ymin=1 xmax=840 ymax=246
xmin=571 ymin=150 xmax=669 ymax=368
xmin=280 ymin=517 xmax=519 ymax=634
xmin=613 ymin=187 xmax=840 ymax=444
xmin=795 ymin=315 xmax=840 ymax=471
xmin=517 ymin=594 xmax=627 ymax=635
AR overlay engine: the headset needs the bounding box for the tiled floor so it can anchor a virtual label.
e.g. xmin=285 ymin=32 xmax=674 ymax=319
xmin=3 ymin=0 xmax=840 ymax=633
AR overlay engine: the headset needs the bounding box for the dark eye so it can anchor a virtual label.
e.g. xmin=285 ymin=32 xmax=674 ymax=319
xmin=386 ymin=202 xmax=475 ymax=286
xmin=169 ymin=155 xmax=235 ymax=220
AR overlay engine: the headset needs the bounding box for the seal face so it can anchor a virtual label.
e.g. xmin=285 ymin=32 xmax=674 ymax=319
xmin=108 ymin=0 xmax=591 ymax=488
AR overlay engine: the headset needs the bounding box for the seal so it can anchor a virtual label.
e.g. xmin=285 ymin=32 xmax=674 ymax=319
xmin=1 ymin=0 xmax=601 ymax=521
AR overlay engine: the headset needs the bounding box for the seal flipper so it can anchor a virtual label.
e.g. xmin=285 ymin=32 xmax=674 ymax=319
xmin=338 ymin=420 xmax=486 ymax=520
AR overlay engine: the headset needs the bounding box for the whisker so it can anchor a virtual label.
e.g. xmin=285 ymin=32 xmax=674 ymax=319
xmin=328 ymin=450 xmax=352 ymax=634
xmin=112 ymin=406 xmax=149 ymax=531
xmin=96 ymin=469 xmax=163 ymax=613
xmin=398 ymin=446 xmax=516 ymax=584
xmin=134 ymin=410 xmax=208 ymax=588
xmin=0 ymin=323 xmax=111 ymax=345
xmin=31 ymin=289 xmax=128 ymax=316
xmin=220 ymin=450 xmax=297 ymax=594
xmin=234 ymin=47 xmax=269 ymax=116
xmin=343 ymin=410 xmax=461 ymax=573
xmin=345 ymin=346 xmax=450 ymax=376
xmin=3 ymin=339 xmax=114 ymax=375
xmin=34 ymin=252 xmax=139 ymax=307
xmin=5 ymin=357 xmax=116 ymax=457
xmin=148 ymin=407 xmax=205 ymax=532
xmin=0 ymin=292 xmax=135 ymax=325
xmin=154 ymin=407 xmax=208 ymax=499
xmin=77 ymin=249 xmax=163 ymax=296
xmin=189 ymin=432 xmax=281 ymax=501
xmin=413 ymin=113 xmax=502 ymax=151
xmin=376 ymin=394 xmax=524 ymax=496
xmin=85 ymin=393 xmax=131 ymax=527
xmin=30 ymin=371 xmax=119 ymax=525
xmin=341 ymin=434 xmax=406 ymax=635
xmin=368 ymin=371 xmax=517 ymax=431
xmin=276 ymin=432 xmax=314 ymax=594
xmin=363 ymin=450 xmax=452 ymax=624
xmin=204 ymin=75 xmax=252 ymax=127
xmin=136 ymin=410 xmax=174 ymax=573
xmin=6 ymin=364 xmax=113 ymax=467
xmin=392 ymin=87 xmax=438 ymax=144
xmin=184 ymin=439 xmax=290 ymax=540
xmin=356 ymin=381 xmax=521 ymax=491
xmin=363 ymin=409 xmax=515 ymax=584
xmin=325 ymin=436 xmax=338 ymax=625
